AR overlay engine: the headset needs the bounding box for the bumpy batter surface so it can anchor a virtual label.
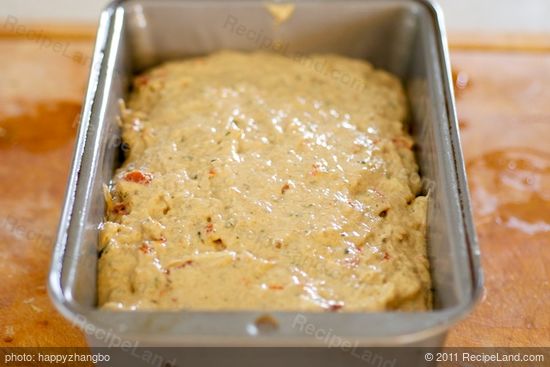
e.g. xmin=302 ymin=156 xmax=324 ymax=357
xmin=98 ymin=51 xmax=432 ymax=311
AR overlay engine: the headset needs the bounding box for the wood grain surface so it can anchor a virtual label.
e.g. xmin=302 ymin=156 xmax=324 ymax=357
xmin=445 ymin=50 xmax=550 ymax=347
xmin=0 ymin=38 xmax=91 ymax=347
xmin=0 ymin=33 xmax=548 ymax=348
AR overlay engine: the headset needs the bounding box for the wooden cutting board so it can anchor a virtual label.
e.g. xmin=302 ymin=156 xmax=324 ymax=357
xmin=0 ymin=27 xmax=548 ymax=347
xmin=445 ymin=49 xmax=550 ymax=347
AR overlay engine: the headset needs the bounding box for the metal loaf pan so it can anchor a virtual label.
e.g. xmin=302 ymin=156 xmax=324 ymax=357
xmin=49 ymin=0 xmax=482 ymax=350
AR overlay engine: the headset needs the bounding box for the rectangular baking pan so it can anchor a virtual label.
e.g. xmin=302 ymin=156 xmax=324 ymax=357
xmin=49 ymin=0 xmax=482 ymax=350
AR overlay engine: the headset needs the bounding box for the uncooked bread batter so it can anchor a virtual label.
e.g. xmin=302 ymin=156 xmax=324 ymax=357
xmin=98 ymin=51 xmax=432 ymax=311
